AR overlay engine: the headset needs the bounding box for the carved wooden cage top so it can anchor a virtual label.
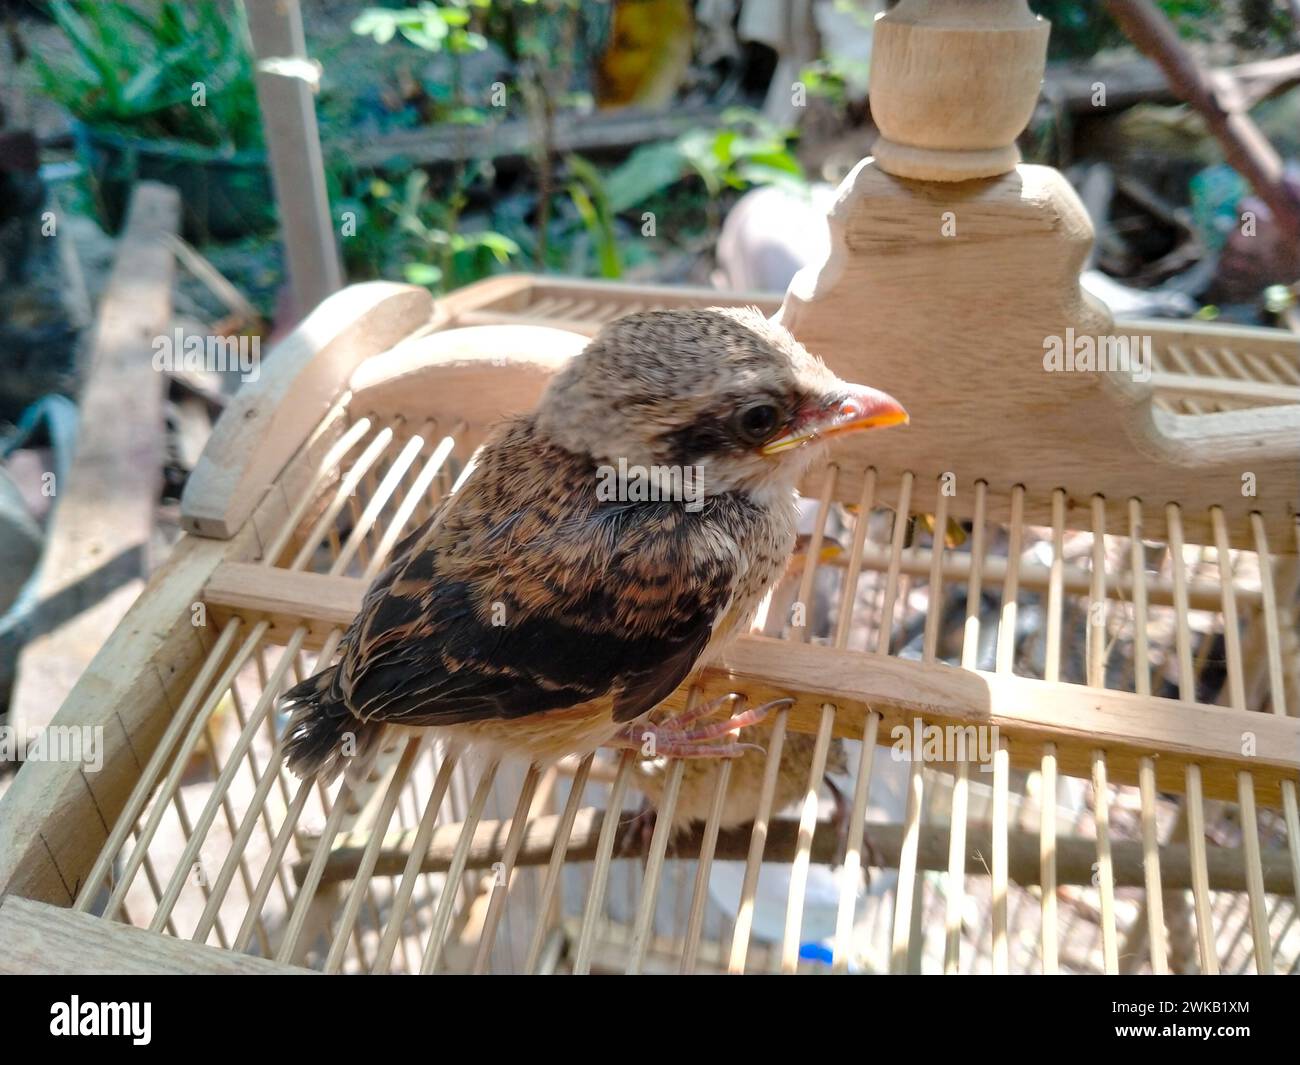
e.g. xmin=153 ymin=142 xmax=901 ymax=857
xmin=1 ymin=0 xmax=1298 ymax=975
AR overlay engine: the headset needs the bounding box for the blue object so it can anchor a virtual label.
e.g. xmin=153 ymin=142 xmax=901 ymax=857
xmin=799 ymin=941 xmax=835 ymax=965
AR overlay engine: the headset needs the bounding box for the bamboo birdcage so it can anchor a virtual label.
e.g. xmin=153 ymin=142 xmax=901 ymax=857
xmin=2 ymin=0 xmax=1299 ymax=975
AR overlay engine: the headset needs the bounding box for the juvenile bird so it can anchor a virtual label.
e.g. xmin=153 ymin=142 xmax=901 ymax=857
xmin=282 ymin=307 xmax=906 ymax=781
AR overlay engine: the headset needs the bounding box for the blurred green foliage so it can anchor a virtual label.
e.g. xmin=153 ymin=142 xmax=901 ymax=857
xmin=560 ymin=111 xmax=806 ymax=279
xmin=335 ymin=165 xmax=520 ymax=292
xmin=351 ymin=2 xmax=490 ymax=55
xmin=31 ymin=0 xmax=262 ymax=150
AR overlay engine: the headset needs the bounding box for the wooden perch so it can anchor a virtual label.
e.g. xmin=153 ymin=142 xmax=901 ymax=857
xmin=1105 ymin=0 xmax=1300 ymax=266
xmin=298 ymin=810 xmax=1299 ymax=896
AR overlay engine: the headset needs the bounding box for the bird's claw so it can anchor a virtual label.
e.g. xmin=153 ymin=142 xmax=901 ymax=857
xmin=614 ymin=695 xmax=793 ymax=760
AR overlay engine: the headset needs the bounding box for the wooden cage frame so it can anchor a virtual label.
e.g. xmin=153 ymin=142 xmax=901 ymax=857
xmin=2 ymin=0 xmax=1299 ymax=975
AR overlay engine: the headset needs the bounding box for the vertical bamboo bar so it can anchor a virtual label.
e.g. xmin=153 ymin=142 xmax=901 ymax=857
xmin=1039 ymin=743 xmax=1058 ymax=974
xmin=681 ymin=757 xmax=735 ymax=974
xmin=1236 ymin=774 xmax=1274 ymax=975
xmin=573 ymin=752 xmax=634 ymax=974
xmin=626 ymin=759 xmax=684 ymax=974
xmin=884 ymin=473 xmax=920 ymax=971
xmin=1123 ymin=499 xmax=1164 ymax=972
xmin=1253 ymin=517 xmax=1300 ymax=910
xmin=1249 ymin=513 xmax=1290 ymax=724
xmin=920 ymin=477 xmax=949 ymax=662
xmin=1212 ymin=507 xmax=1271 ymax=974
xmin=781 ymin=704 xmax=838 ymax=971
xmin=372 ymin=752 xmax=458 ymax=971
xmin=892 ymin=757 xmax=926 ymax=973
xmin=1092 ymin=751 xmax=1119 ymax=974
xmin=1167 ymin=503 xmax=1217 ymax=973
xmin=991 ymin=739 xmax=1010 ymax=973
xmin=775 ymin=470 xmax=847 ymax=968
xmin=832 ymin=713 xmax=879 ymax=973
xmin=830 ymin=470 xmax=878 ymax=973
xmin=945 ymin=479 xmax=987 ymax=972
xmin=525 ymin=753 xmax=594 ymax=974
xmin=792 ymin=466 xmax=838 ymax=644
xmin=1138 ymin=761 xmax=1168 ymax=974
xmin=727 ymin=711 xmax=790 ymax=973
xmin=473 ymin=763 xmax=542 ymax=974
xmin=419 ymin=760 xmax=500 ymax=974
xmin=1185 ymin=764 xmax=1219 ymax=974
xmin=1038 ymin=491 xmax=1066 ymax=973
xmin=876 ymin=472 xmax=914 ymax=657
xmin=1044 ymin=490 xmax=1067 ymax=684
xmin=323 ymin=738 xmax=425 ymax=972
xmin=1211 ymin=508 xmax=1247 ymax=710
xmin=236 ymin=775 xmax=314 ymax=952
xmin=1088 ymin=496 xmax=1108 ymax=689
xmin=1087 ymin=496 xmax=1119 ymax=974
xmin=996 ymin=485 xmax=1024 ymax=674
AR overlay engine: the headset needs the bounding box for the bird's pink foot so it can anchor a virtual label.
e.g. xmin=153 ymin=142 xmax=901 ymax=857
xmin=614 ymin=696 xmax=793 ymax=759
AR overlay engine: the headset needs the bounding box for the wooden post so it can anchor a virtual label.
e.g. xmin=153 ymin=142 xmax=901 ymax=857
xmin=246 ymin=0 xmax=343 ymax=322
xmin=7 ymin=183 xmax=179 ymax=736
xmin=868 ymin=0 xmax=1050 ymax=182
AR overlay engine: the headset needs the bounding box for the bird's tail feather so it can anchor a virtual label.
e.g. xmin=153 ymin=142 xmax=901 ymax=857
xmin=281 ymin=666 xmax=385 ymax=783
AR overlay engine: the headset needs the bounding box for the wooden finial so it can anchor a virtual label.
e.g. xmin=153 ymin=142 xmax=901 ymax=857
xmin=869 ymin=0 xmax=1050 ymax=182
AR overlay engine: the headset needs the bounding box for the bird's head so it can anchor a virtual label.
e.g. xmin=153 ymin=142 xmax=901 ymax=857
xmin=535 ymin=307 xmax=908 ymax=501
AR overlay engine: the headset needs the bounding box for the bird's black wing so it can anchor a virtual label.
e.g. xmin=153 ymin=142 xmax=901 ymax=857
xmin=339 ymin=497 xmax=746 ymax=727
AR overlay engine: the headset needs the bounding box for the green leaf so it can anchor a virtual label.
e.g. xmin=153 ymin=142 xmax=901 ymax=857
xmin=565 ymin=154 xmax=622 ymax=280
xmin=120 ymin=37 xmax=206 ymax=114
xmin=711 ymin=129 xmax=737 ymax=166
xmin=401 ymin=27 xmax=449 ymax=51
xmin=734 ymin=162 xmax=809 ymax=194
xmin=403 ymin=262 xmax=444 ymax=286
xmin=475 ymin=232 xmax=521 ymax=263
xmin=602 ymin=141 xmax=686 ymax=212
xmin=741 ymin=148 xmax=803 ymax=175
xmin=47 ymin=0 xmax=122 ymax=111
xmin=351 ymin=9 xmax=394 ymax=36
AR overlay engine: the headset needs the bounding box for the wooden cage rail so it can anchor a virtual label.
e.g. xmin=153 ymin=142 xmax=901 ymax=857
xmin=201 ymin=563 xmax=1300 ymax=806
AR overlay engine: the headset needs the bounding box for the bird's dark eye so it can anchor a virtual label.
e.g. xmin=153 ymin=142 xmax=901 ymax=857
xmin=733 ymin=402 xmax=783 ymax=446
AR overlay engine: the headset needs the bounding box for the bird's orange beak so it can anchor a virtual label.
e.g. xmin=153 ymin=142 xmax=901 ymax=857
xmin=761 ymin=383 xmax=909 ymax=456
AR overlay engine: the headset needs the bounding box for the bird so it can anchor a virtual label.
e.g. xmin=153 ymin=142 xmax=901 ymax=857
xmin=281 ymin=306 xmax=907 ymax=782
